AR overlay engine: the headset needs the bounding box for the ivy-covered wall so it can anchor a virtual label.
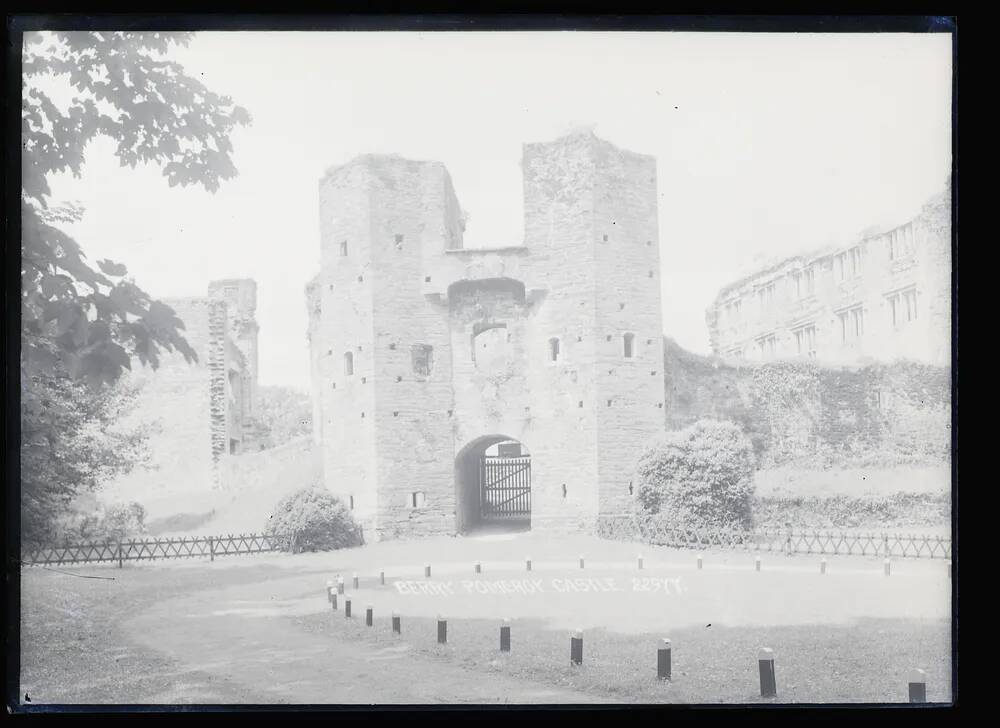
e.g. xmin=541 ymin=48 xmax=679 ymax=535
xmin=663 ymin=338 xmax=951 ymax=468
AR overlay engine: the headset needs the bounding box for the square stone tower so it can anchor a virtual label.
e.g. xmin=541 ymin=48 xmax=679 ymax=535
xmin=308 ymin=131 xmax=664 ymax=540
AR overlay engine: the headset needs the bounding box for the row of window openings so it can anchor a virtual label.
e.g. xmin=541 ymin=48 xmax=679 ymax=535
xmin=353 ymin=399 xmax=665 ymax=418
xmin=333 ymin=334 xmax=646 ymax=376
xmin=722 ymin=231 xmax=918 ymax=323
xmin=339 ymin=235 xmax=406 ymax=258
xmin=344 ymin=492 xmax=427 ymax=511
xmin=341 ymin=235 xmax=655 ymax=269
xmin=550 ymin=333 xmax=640 ymax=362
xmin=739 ymin=293 xmax=917 ymax=358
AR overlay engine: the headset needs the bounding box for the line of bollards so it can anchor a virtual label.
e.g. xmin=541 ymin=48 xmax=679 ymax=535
xmin=657 ymin=638 xmax=671 ymax=680
xmin=500 ymin=618 xmax=511 ymax=652
xmin=570 ymin=628 xmax=584 ymax=665
xmin=321 ymin=581 xmax=928 ymax=700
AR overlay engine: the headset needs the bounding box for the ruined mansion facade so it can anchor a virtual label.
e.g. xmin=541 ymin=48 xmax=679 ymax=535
xmin=306 ymin=131 xmax=665 ymax=540
xmin=705 ymin=181 xmax=952 ymax=367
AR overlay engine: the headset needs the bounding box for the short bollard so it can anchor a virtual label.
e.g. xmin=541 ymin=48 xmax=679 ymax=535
xmin=758 ymin=647 xmax=777 ymax=698
xmin=344 ymin=597 xmax=352 ymax=619
xmin=570 ymin=629 xmax=584 ymax=665
xmin=475 ymin=561 xmax=482 ymax=574
xmin=884 ymin=559 xmax=892 ymax=577
xmin=365 ymin=605 xmax=373 ymax=627
xmin=352 ymin=573 xmax=359 ymax=589
xmin=526 ymin=557 xmax=532 ymax=572
xmin=638 ymin=554 xmax=644 ymax=570
xmin=946 ymin=560 xmax=952 ymax=579
xmin=755 ymin=556 xmax=761 ymax=572
xmin=500 ymin=619 xmax=511 ymax=653
xmin=579 ymin=555 xmax=585 ymax=570
xmin=657 ymin=638 xmax=671 ymax=681
xmin=326 ymin=581 xmax=335 ymax=603
xmin=392 ymin=611 xmax=401 ymax=635
xmin=331 ymin=593 xmax=338 ymax=611
xmin=437 ymin=616 xmax=448 ymax=645
xmin=908 ymin=668 xmax=927 ymax=703
xmin=820 ymin=558 xmax=827 ymax=575
xmin=697 ymin=554 xmax=703 ymax=570
xmin=425 ymin=564 xmax=432 ymax=578
xmin=337 ymin=577 xmax=345 ymax=595
xmin=380 ymin=570 xmax=385 ymax=586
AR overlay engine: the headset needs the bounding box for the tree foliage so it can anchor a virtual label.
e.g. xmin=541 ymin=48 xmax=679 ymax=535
xmin=20 ymin=32 xmax=250 ymax=546
xmin=21 ymin=31 xmax=251 ymax=387
xmin=254 ymin=386 xmax=313 ymax=448
xmin=635 ymin=419 xmax=756 ymax=530
xmin=21 ymin=370 xmax=154 ymax=548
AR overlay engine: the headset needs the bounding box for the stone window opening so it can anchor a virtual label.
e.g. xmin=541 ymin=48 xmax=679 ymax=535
xmin=602 ymin=234 xmax=609 ymax=242
xmin=395 ymin=234 xmax=404 ymax=249
xmin=389 ymin=343 xmax=396 ymax=350
xmin=619 ymin=303 xmax=625 ymax=311
xmin=561 ymin=484 xmax=567 ymax=498
xmin=332 ymin=382 xmax=337 ymax=389
xmin=339 ymin=240 xmax=348 ymax=257
xmin=628 ymin=481 xmax=634 ymax=496
xmin=344 ymin=351 xmax=354 ymax=375
xmin=578 ymin=401 xmax=584 ymax=408
xmin=549 ymin=337 xmax=561 ymax=363
xmin=411 ymin=491 xmax=426 ymax=509
xmin=412 ymin=344 xmax=434 ymax=376
xmin=607 ymin=399 xmax=613 ymax=407
xmin=393 ymin=411 xmax=399 ymax=417
xmin=425 ymin=276 xmax=431 ymax=283
xmin=357 ymin=275 xmax=364 ymax=283
xmin=624 ymin=333 xmax=635 ymax=359
xmin=349 ymin=495 xmax=355 ymax=510
xmin=361 ymin=377 xmax=367 ymax=384
xmin=648 ymin=271 xmax=655 ymax=278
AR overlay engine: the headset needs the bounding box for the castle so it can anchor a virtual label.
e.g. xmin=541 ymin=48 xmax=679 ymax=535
xmin=705 ymin=181 xmax=951 ymax=367
xmin=306 ymin=131 xmax=665 ymax=540
xmin=101 ymin=279 xmax=262 ymax=504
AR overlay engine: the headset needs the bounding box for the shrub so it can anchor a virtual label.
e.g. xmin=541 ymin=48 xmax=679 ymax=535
xmin=266 ymin=488 xmax=363 ymax=553
xmin=59 ymin=501 xmax=147 ymax=544
xmin=635 ymin=419 xmax=756 ymax=530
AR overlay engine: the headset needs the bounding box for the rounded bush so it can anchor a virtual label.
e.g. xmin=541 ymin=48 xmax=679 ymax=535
xmin=266 ymin=488 xmax=363 ymax=553
xmin=636 ymin=419 xmax=756 ymax=530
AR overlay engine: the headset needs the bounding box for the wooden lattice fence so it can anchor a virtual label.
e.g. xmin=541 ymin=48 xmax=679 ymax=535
xmin=22 ymin=533 xmax=289 ymax=567
xmin=597 ymin=515 xmax=951 ymax=559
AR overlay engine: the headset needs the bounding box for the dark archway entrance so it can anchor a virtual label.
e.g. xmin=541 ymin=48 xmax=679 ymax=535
xmin=455 ymin=436 xmax=531 ymax=534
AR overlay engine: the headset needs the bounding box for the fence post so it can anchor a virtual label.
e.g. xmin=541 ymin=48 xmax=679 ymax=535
xmin=209 ymin=537 xmax=215 ymax=562
xmin=117 ymin=541 xmax=123 ymax=569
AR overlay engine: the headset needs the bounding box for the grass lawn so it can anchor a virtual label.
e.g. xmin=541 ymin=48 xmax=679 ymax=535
xmin=294 ymin=602 xmax=950 ymax=704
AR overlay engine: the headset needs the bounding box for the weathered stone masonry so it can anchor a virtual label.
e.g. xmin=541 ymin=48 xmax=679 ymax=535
xmin=101 ymin=280 xmax=261 ymax=502
xmin=306 ymin=131 xmax=665 ymax=540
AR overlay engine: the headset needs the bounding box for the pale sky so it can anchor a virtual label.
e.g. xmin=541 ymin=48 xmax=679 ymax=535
xmin=45 ymin=31 xmax=953 ymax=390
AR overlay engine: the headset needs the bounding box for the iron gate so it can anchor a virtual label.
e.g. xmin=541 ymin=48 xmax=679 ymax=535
xmin=480 ymin=455 xmax=531 ymax=519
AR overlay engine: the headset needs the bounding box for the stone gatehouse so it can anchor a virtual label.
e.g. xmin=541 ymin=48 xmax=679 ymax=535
xmin=306 ymin=131 xmax=665 ymax=540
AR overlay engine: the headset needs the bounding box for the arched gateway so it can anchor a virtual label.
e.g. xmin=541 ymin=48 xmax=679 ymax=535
xmin=455 ymin=436 xmax=531 ymax=533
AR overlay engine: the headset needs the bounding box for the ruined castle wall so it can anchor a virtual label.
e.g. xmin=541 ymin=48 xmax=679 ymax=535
xmin=102 ymin=298 xmax=227 ymax=504
xmin=591 ymin=140 xmax=665 ymax=517
xmin=367 ymin=160 xmax=456 ymax=540
xmin=519 ymin=134 xmax=602 ymax=531
xmin=317 ymin=162 xmax=378 ymax=525
xmin=305 ymin=275 xmax=324 ymax=448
